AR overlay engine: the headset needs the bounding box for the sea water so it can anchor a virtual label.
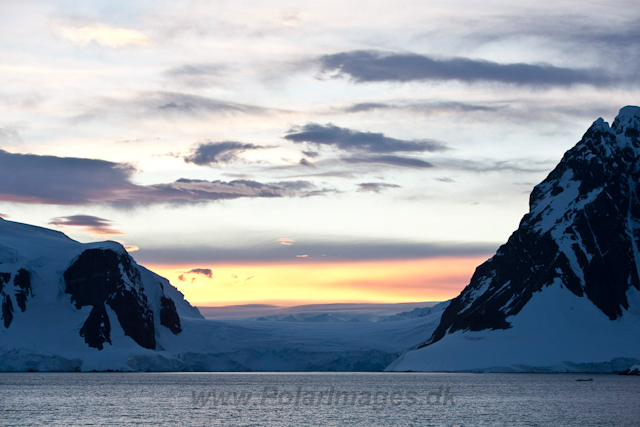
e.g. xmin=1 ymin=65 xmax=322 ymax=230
xmin=0 ymin=372 xmax=638 ymax=426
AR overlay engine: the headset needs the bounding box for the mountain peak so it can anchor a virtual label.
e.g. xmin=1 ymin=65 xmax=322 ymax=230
xmin=589 ymin=117 xmax=610 ymax=133
xmin=422 ymin=106 xmax=640 ymax=348
xmin=612 ymin=105 xmax=640 ymax=137
xmin=616 ymin=105 xmax=640 ymax=119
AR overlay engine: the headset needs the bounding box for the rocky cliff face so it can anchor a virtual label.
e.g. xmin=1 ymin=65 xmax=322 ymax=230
xmin=0 ymin=268 xmax=31 ymax=328
xmin=424 ymin=106 xmax=640 ymax=347
xmin=64 ymin=249 xmax=158 ymax=350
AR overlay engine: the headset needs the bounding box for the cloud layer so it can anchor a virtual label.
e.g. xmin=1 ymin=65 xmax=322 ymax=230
xmin=0 ymin=150 xmax=319 ymax=207
xmin=318 ymin=50 xmax=615 ymax=87
xmin=0 ymin=149 xmax=137 ymax=205
xmin=135 ymin=239 xmax=499 ymax=263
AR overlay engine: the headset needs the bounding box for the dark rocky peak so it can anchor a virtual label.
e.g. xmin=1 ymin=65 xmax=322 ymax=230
xmin=64 ymin=248 xmax=155 ymax=350
xmin=63 ymin=247 xmax=184 ymax=351
xmin=423 ymin=106 xmax=640 ymax=347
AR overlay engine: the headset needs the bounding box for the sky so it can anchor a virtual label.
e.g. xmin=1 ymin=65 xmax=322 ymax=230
xmin=0 ymin=0 xmax=638 ymax=306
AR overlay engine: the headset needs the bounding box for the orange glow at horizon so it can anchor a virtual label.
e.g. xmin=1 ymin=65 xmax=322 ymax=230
xmin=146 ymin=256 xmax=488 ymax=306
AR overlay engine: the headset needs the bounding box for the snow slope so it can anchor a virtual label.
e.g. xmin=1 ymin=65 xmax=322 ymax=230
xmin=388 ymin=280 xmax=640 ymax=372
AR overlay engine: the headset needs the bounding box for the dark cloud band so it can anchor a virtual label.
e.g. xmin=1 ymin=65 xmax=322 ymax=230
xmin=0 ymin=150 xmax=321 ymax=207
xmin=342 ymin=155 xmax=435 ymax=169
xmin=284 ymin=122 xmax=447 ymax=153
xmin=319 ymin=50 xmax=615 ymax=87
xmin=49 ymin=215 xmax=124 ymax=235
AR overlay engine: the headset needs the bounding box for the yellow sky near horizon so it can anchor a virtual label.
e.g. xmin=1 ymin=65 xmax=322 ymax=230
xmin=147 ymin=256 xmax=488 ymax=306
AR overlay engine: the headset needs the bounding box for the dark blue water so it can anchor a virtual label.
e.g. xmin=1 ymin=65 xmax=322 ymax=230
xmin=0 ymin=373 xmax=638 ymax=426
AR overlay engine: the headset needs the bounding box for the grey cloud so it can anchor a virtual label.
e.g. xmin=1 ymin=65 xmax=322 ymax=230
xmin=299 ymin=158 xmax=315 ymax=167
xmin=186 ymin=268 xmax=213 ymax=278
xmin=221 ymin=173 xmax=253 ymax=178
xmin=136 ymin=178 xmax=290 ymax=207
xmin=301 ymin=150 xmax=320 ymax=158
xmin=0 ymin=127 xmax=21 ymax=144
xmin=73 ymin=91 xmax=271 ymax=122
xmin=269 ymin=180 xmax=316 ymax=191
xmin=0 ymin=93 xmax=43 ymax=110
xmin=184 ymin=141 xmax=265 ymax=166
xmin=343 ymin=102 xmax=392 ymax=113
xmin=318 ymin=50 xmax=615 ymax=87
xmin=489 ymin=17 xmax=640 ymax=46
xmin=268 ymin=180 xmax=339 ymax=197
xmin=134 ymin=240 xmax=500 ymax=263
xmin=164 ymin=64 xmax=228 ymax=87
xmin=435 ymin=177 xmax=456 ymax=183
xmin=49 ymin=215 xmax=124 ymax=235
xmin=456 ymin=16 xmax=640 ymax=73
xmin=338 ymin=99 xmax=629 ymax=129
xmin=0 ymin=149 xmax=324 ymax=207
xmin=284 ymin=171 xmax=358 ymax=179
xmin=342 ymin=155 xmax=435 ymax=169
xmin=357 ymin=183 xmax=401 ymax=193
xmin=166 ymin=64 xmax=228 ymax=77
xmin=434 ymin=158 xmax=555 ymax=173
xmin=284 ymin=123 xmax=448 ymax=153
xmin=343 ymin=101 xmax=503 ymax=115
xmin=301 ymin=188 xmax=342 ymax=197
xmin=0 ymin=149 xmax=138 ymax=205
xmin=147 ymin=91 xmax=267 ymax=116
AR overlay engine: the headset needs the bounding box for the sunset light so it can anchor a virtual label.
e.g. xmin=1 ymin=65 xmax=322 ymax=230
xmin=147 ymin=256 xmax=489 ymax=305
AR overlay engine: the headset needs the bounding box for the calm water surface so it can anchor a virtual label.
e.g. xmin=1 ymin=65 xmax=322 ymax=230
xmin=0 ymin=372 xmax=638 ymax=426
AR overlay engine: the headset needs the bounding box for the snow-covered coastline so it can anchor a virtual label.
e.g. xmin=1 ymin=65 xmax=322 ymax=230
xmin=0 ymin=217 xmax=447 ymax=371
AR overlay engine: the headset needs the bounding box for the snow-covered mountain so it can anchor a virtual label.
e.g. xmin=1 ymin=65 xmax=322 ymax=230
xmin=0 ymin=217 xmax=203 ymax=371
xmin=0 ymin=217 xmax=447 ymax=371
xmin=388 ymin=106 xmax=640 ymax=373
